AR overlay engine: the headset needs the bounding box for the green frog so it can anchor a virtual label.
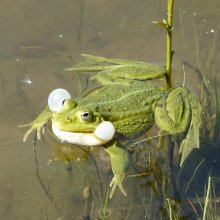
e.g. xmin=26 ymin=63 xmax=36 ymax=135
xmin=20 ymin=54 xmax=201 ymax=198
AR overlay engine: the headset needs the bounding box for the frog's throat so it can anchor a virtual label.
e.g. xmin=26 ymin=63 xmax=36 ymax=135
xmin=52 ymin=121 xmax=115 ymax=146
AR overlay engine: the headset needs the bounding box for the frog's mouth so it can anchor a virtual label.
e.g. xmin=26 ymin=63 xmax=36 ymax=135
xmin=52 ymin=121 xmax=115 ymax=146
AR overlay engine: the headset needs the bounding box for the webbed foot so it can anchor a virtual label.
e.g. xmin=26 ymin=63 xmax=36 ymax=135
xmin=109 ymin=173 xmax=127 ymax=199
xmin=18 ymin=105 xmax=52 ymax=142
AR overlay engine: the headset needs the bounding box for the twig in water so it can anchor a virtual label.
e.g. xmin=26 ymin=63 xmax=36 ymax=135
xmin=32 ymin=131 xmax=61 ymax=215
xmin=187 ymin=198 xmax=199 ymax=218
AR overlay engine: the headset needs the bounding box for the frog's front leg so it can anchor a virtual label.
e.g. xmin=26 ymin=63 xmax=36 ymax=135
xmin=18 ymin=105 xmax=52 ymax=142
xmin=19 ymin=88 xmax=72 ymax=142
xmin=104 ymin=141 xmax=131 ymax=199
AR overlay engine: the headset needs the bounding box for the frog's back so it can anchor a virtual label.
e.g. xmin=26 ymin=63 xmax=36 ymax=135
xmin=77 ymin=82 xmax=165 ymax=135
xmin=78 ymin=82 xmax=164 ymax=110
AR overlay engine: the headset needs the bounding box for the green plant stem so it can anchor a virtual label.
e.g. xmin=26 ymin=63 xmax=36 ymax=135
xmin=165 ymin=0 xmax=174 ymax=89
xmin=203 ymin=177 xmax=211 ymax=220
xmin=102 ymin=188 xmax=109 ymax=220
xmin=167 ymin=198 xmax=173 ymax=220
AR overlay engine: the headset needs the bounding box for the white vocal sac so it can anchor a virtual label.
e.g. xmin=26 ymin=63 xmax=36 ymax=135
xmin=52 ymin=121 xmax=115 ymax=146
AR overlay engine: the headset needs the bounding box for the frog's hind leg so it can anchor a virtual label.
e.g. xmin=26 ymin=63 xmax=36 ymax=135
xmin=154 ymin=87 xmax=191 ymax=134
xmin=66 ymin=54 xmax=166 ymax=86
xmin=81 ymin=54 xmax=137 ymax=65
xmin=105 ymin=141 xmax=131 ymax=198
xmin=154 ymin=86 xmax=202 ymax=165
xmin=91 ymin=63 xmax=166 ymax=85
xmin=109 ymin=174 xmax=127 ymax=199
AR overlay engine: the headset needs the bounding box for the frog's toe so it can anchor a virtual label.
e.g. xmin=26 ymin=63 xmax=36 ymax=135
xmin=36 ymin=127 xmax=42 ymax=140
xmin=118 ymin=183 xmax=127 ymax=197
xmin=109 ymin=176 xmax=127 ymax=199
xmin=23 ymin=128 xmax=33 ymax=142
xmin=109 ymin=179 xmax=117 ymax=199
xmin=21 ymin=125 xmax=44 ymax=142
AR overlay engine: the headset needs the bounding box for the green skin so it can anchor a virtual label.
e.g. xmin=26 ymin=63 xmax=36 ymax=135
xmin=20 ymin=54 xmax=201 ymax=198
xmin=53 ymin=81 xmax=165 ymax=135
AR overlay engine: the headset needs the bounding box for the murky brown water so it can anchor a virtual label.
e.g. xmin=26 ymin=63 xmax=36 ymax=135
xmin=0 ymin=0 xmax=219 ymax=219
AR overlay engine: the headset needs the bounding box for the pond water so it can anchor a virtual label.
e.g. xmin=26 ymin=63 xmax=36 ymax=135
xmin=0 ymin=0 xmax=220 ymax=219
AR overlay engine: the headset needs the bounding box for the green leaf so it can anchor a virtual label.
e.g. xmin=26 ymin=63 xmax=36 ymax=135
xmin=153 ymin=19 xmax=168 ymax=29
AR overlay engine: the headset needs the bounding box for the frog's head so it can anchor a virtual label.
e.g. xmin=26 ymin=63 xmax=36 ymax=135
xmin=48 ymin=89 xmax=115 ymax=146
xmin=52 ymin=98 xmax=104 ymax=132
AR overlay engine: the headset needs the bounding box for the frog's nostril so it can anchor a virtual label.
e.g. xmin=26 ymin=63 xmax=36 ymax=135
xmin=66 ymin=116 xmax=72 ymax=122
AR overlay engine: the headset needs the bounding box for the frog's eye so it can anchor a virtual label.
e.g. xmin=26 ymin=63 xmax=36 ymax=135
xmin=81 ymin=111 xmax=91 ymax=121
xmin=62 ymin=99 xmax=68 ymax=105
xmin=48 ymin=88 xmax=71 ymax=112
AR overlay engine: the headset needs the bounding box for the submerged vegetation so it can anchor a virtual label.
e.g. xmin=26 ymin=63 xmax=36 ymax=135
xmin=19 ymin=0 xmax=220 ymax=219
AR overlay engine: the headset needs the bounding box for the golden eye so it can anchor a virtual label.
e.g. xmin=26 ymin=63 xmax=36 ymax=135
xmin=81 ymin=111 xmax=91 ymax=121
